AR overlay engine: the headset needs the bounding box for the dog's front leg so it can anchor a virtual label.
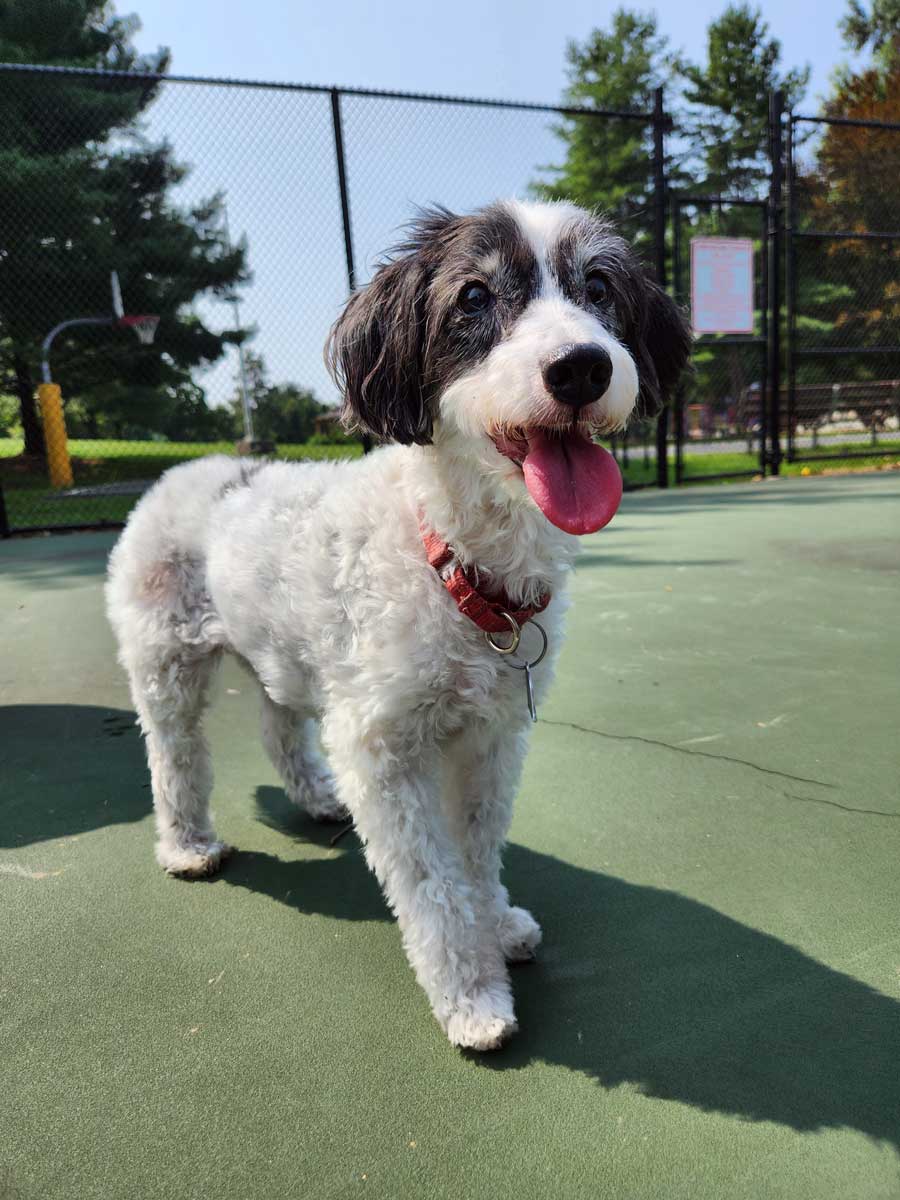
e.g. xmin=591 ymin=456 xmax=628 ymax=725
xmin=447 ymin=723 xmax=543 ymax=963
xmin=323 ymin=711 xmax=516 ymax=1051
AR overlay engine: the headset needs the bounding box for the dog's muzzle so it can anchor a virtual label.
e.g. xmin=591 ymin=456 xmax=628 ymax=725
xmin=542 ymin=343 xmax=613 ymax=409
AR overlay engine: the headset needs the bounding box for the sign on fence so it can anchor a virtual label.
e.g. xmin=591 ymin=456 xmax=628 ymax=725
xmin=690 ymin=237 xmax=754 ymax=334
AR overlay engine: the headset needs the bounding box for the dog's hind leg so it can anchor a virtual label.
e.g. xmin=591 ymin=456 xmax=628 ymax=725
xmin=446 ymin=723 xmax=542 ymax=964
xmin=129 ymin=648 xmax=230 ymax=877
xmin=259 ymin=694 xmax=347 ymax=822
xmin=109 ymin=545 xmax=231 ymax=878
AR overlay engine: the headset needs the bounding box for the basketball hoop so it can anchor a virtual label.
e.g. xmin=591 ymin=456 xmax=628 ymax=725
xmin=118 ymin=314 xmax=160 ymax=346
xmin=40 ymin=276 xmax=161 ymax=387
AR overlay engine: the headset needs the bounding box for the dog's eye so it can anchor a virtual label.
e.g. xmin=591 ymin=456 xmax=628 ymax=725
xmin=585 ymin=273 xmax=609 ymax=306
xmin=457 ymin=282 xmax=492 ymax=315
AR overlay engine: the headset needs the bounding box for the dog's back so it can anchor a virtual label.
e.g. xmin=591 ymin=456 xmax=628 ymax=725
xmin=106 ymin=454 xmax=346 ymax=656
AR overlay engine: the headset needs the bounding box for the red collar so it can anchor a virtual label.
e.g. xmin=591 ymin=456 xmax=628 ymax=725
xmin=421 ymin=525 xmax=551 ymax=635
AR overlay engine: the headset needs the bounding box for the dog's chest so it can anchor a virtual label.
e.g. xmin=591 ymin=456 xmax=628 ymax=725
xmin=468 ymin=651 xmax=547 ymax=726
xmin=417 ymin=609 xmax=561 ymax=735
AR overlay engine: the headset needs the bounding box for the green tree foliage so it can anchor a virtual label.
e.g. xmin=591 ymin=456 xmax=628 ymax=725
xmin=537 ymin=5 xmax=813 ymax=432
xmin=792 ymin=43 xmax=900 ymax=388
xmin=538 ymin=1 xmax=898 ymax=434
xmin=0 ymin=1 xmax=249 ymax=453
xmin=536 ymin=5 xmax=809 ymax=227
xmin=256 ymin=385 xmax=328 ymax=444
xmin=840 ymin=0 xmax=900 ymax=73
xmin=0 ymin=391 xmax=21 ymax=437
xmin=230 ymin=352 xmax=328 ymax=445
xmin=676 ymin=7 xmax=806 ymax=426
xmin=681 ymin=4 xmax=808 ymax=197
xmin=532 ymin=9 xmax=678 ymax=250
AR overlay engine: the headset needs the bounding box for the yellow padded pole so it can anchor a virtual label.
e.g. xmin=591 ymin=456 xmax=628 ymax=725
xmin=38 ymin=383 xmax=74 ymax=489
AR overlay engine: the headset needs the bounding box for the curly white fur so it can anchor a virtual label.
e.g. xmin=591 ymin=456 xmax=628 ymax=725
xmin=106 ymin=200 xmax=686 ymax=1050
xmin=106 ymin=446 xmax=571 ymax=1049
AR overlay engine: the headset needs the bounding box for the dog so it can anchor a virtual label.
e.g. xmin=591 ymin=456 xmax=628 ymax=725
xmin=106 ymin=199 xmax=690 ymax=1050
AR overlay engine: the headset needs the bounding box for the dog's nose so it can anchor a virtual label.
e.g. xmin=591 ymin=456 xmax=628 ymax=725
xmin=542 ymin=343 xmax=613 ymax=409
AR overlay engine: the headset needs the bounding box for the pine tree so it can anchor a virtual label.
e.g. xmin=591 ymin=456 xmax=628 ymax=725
xmin=537 ymin=6 xmax=810 ymax=435
xmin=0 ymin=1 xmax=248 ymax=454
xmin=840 ymin=0 xmax=900 ymax=74
xmin=681 ymin=4 xmax=808 ymax=197
xmin=534 ymin=5 xmax=811 ymax=263
xmin=532 ymin=9 xmax=678 ymax=251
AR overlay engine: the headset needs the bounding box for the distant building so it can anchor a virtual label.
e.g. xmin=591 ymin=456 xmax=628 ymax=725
xmin=314 ymin=407 xmax=342 ymax=436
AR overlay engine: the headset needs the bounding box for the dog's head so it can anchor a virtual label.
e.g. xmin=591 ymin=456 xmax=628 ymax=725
xmin=326 ymin=200 xmax=691 ymax=534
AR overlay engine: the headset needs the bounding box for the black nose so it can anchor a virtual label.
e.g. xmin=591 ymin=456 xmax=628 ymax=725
xmin=542 ymin=343 xmax=613 ymax=409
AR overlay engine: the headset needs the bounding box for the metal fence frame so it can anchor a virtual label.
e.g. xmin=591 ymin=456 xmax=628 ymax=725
xmin=784 ymin=108 xmax=900 ymax=464
xmin=0 ymin=62 xmax=674 ymax=534
xmin=2 ymin=63 xmax=897 ymax=535
xmin=0 ymin=60 xmax=663 ymax=320
xmin=671 ymin=192 xmax=770 ymax=484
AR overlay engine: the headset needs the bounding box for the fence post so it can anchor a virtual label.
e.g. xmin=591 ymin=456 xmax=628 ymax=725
xmin=671 ymin=192 xmax=685 ymax=484
xmin=652 ymin=86 xmax=669 ymax=488
xmin=767 ymin=89 xmax=784 ymax=475
xmin=784 ymin=104 xmax=797 ymax=465
xmin=330 ymin=88 xmax=356 ymax=293
xmin=330 ymin=88 xmax=372 ymax=454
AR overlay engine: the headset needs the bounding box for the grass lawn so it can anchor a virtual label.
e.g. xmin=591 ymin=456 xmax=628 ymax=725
xmin=2 ymin=435 xmax=899 ymax=531
xmin=0 ymin=438 xmax=364 ymax=529
xmin=680 ymin=442 xmax=900 ymax=482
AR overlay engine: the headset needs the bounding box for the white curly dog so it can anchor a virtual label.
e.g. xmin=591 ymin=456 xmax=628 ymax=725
xmin=107 ymin=200 xmax=689 ymax=1050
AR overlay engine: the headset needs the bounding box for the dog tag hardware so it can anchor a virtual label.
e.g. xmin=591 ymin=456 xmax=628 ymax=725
xmin=485 ymin=617 xmax=549 ymax=723
xmin=521 ymin=662 xmax=537 ymax=722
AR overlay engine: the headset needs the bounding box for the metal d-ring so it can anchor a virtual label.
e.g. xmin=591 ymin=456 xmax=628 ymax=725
xmin=484 ymin=611 xmax=521 ymax=655
xmin=506 ymin=619 xmax=548 ymax=672
xmin=503 ymin=620 xmax=549 ymax=724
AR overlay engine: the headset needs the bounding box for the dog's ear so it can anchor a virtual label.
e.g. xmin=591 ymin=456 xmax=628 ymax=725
xmin=326 ymin=250 xmax=433 ymax=446
xmin=627 ymin=277 xmax=693 ymax=418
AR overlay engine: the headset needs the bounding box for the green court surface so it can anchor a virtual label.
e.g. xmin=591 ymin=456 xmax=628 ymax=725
xmin=2 ymin=472 xmax=898 ymax=1200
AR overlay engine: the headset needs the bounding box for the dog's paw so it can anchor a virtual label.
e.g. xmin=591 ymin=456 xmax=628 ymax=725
xmin=307 ymin=796 xmax=351 ymax=824
xmin=498 ymin=905 xmax=542 ymax=963
xmin=443 ymin=988 xmax=518 ymax=1052
xmin=290 ymin=769 xmax=349 ymax=823
xmin=157 ymin=840 xmax=233 ymax=878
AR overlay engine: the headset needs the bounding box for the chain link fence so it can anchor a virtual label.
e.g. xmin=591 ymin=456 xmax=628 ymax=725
xmin=2 ymin=64 xmax=897 ymax=535
xmin=0 ymin=63 xmax=665 ymax=533
xmin=671 ymin=194 xmax=770 ymax=483
xmin=785 ymin=113 xmax=900 ymax=461
xmin=0 ymin=68 xmax=359 ymax=532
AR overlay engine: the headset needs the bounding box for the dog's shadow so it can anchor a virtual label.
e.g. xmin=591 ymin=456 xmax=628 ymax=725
xmin=225 ymin=786 xmax=900 ymax=1153
xmin=6 ymin=712 xmax=897 ymax=1155
xmin=218 ymin=786 xmax=387 ymax=922
xmin=0 ymin=704 xmax=150 ymax=848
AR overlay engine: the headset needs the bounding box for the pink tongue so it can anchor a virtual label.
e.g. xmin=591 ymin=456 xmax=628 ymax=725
xmin=522 ymin=431 xmax=623 ymax=535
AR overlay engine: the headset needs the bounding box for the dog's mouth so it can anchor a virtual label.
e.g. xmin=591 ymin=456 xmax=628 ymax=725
xmin=490 ymin=426 xmax=623 ymax=536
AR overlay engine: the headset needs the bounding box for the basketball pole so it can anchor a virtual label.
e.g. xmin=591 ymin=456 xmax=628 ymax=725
xmin=38 ymin=273 xmax=158 ymax=490
xmin=39 ymin=315 xmax=114 ymax=490
xmin=38 ymin=383 xmax=74 ymax=489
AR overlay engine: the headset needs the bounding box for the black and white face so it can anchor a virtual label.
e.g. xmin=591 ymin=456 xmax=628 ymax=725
xmin=327 ymin=200 xmax=691 ymax=534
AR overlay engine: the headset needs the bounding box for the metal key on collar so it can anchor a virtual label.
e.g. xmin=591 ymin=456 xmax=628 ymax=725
xmin=485 ymin=614 xmax=549 ymax=723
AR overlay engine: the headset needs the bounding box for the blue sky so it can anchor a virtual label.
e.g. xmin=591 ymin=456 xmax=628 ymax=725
xmin=131 ymin=0 xmax=855 ymax=111
xmin=122 ymin=1 xmax=858 ymax=411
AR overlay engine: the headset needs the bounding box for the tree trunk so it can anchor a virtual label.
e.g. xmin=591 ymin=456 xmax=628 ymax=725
xmin=14 ymin=353 xmax=44 ymax=458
